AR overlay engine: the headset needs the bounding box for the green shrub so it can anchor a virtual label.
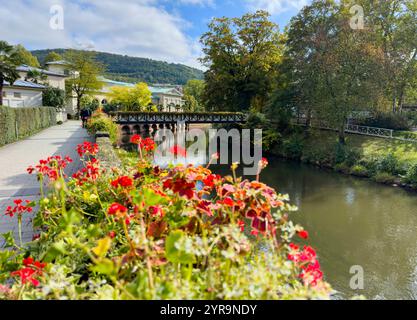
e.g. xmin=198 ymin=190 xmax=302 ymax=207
xmin=0 ymin=106 xmax=56 ymax=146
xmin=393 ymin=131 xmax=417 ymax=141
xmin=350 ymin=164 xmax=370 ymax=177
xmin=404 ymin=162 xmax=417 ymax=186
xmin=375 ymin=154 xmax=400 ymax=175
xmin=86 ymin=112 xmax=118 ymax=143
xmin=333 ymin=143 xmax=360 ymax=166
xmin=282 ymin=135 xmax=304 ymax=160
xmin=373 ymin=172 xmax=397 ymax=184
xmin=355 ymin=113 xmax=411 ymax=131
xmin=262 ymin=129 xmax=281 ymax=151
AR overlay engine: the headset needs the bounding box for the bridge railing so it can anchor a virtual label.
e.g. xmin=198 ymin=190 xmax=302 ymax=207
xmin=110 ymin=112 xmax=248 ymax=124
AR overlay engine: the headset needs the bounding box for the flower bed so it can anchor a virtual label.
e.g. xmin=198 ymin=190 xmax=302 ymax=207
xmin=0 ymin=136 xmax=331 ymax=300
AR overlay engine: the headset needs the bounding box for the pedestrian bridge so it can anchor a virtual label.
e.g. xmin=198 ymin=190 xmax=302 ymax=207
xmin=111 ymin=112 xmax=248 ymax=125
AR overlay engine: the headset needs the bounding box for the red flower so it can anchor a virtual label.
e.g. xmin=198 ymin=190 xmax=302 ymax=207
xmin=111 ymin=176 xmax=134 ymax=188
xmin=218 ymin=197 xmax=234 ymax=207
xmin=259 ymin=157 xmax=268 ymax=169
xmin=109 ymin=231 xmax=116 ymax=239
xmin=163 ymin=178 xmax=195 ymax=199
xmin=170 ymin=145 xmax=187 ymax=157
xmin=149 ymin=205 xmax=164 ymax=217
xmin=141 ymin=137 xmax=156 ymax=152
xmin=11 ymin=268 xmax=39 ymax=287
xmin=77 ymin=141 xmax=99 ymax=157
xmin=298 ymin=230 xmax=309 ymax=240
xmin=237 ymin=219 xmax=245 ymax=232
xmin=23 ymin=257 xmax=34 ymax=266
xmin=131 ymin=134 xmax=142 ymax=145
xmin=108 ymin=203 xmax=128 ymax=216
xmin=5 ymin=199 xmax=33 ymax=217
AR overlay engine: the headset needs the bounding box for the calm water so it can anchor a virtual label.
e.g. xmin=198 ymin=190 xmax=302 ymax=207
xmin=121 ymin=130 xmax=417 ymax=299
xmin=217 ymin=159 xmax=417 ymax=300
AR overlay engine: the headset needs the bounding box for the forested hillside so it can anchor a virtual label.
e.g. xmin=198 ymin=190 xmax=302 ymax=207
xmin=31 ymin=49 xmax=204 ymax=85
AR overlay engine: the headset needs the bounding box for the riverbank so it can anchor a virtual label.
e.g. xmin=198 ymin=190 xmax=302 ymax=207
xmin=267 ymin=128 xmax=417 ymax=191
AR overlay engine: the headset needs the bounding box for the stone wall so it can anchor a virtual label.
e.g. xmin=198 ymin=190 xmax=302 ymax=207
xmin=95 ymin=131 xmax=121 ymax=169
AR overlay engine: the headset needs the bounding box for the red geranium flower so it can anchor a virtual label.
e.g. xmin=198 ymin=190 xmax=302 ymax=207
xmin=108 ymin=203 xmax=128 ymax=216
xmin=298 ymin=230 xmax=309 ymax=240
xmin=131 ymin=134 xmax=142 ymax=145
xmin=111 ymin=176 xmax=134 ymax=188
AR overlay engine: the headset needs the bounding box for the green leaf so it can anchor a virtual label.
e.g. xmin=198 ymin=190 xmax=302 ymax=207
xmin=165 ymin=230 xmax=195 ymax=264
xmin=1 ymin=231 xmax=16 ymax=248
xmin=43 ymin=240 xmax=67 ymax=262
xmin=92 ymin=237 xmax=112 ymax=258
xmin=91 ymin=258 xmax=117 ymax=276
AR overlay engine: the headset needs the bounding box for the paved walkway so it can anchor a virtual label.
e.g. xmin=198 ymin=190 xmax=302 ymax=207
xmin=0 ymin=121 xmax=91 ymax=246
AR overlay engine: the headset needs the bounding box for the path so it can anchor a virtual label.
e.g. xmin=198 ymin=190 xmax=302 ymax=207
xmin=0 ymin=121 xmax=91 ymax=246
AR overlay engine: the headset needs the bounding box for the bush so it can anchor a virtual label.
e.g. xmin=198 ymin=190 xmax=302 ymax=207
xmin=393 ymin=131 xmax=417 ymax=141
xmin=0 ymin=141 xmax=331 ymax=300
xmin=333 ymin=143 xmax=360 ymax=166
xmin=86 ymin=111 xmax=118 ymax=143
xmin=373 ymin=172 xmax=397 ymax=184
xmin=0 ymin=106 xmax=56 ymax=146
xmin=375 ymin=154 xmax=401 ymax=175
xmin=350 ymin=164 xmax=370 ymax=177
xmin=282 ymin=135 xmax=304 ymax=160
xmin=404 ymin=162 xmax=417 ymax=186
xmin=334 ymin=163 xmax=351 ymax=174
xmin=355 ymin=113 xmax=411 ymax=131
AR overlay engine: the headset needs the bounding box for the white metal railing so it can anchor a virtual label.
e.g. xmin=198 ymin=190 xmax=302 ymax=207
xmin=345 ymin=124 xmax=393 ymax=138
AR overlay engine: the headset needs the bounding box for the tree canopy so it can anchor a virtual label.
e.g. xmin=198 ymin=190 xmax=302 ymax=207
xmin=64 ymin=50 xmax=104 ymax=115
xmin=14 ymin=44 xmax=40 ymax=67
xmin=0 ymin=41 xmax=21 ymax=106
xmin=107 ymin=82 xmax=152 ymax=111
xmin=200 ymin=11 xmax=284 ymax=112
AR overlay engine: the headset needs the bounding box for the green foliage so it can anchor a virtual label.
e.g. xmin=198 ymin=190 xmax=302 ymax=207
xmin=356 ymin=113 xmax=411 ymax=131
xmin=107 ymin=83 xmax=152 ymax=111
xmin=0 ymin=106 xmax=56 ymax=146
xmin=282 ymin=134 xmax=304 ymax=160
xmin=404 ymin=162 xmax=417 ymax=186
xmin=350 ymin=165 xmax=370 ymax=178
xmin=375 ymin=154 xmax=401 ymax=175
xmin=184 ymin=79 xmax=205 ymax=111
xmin=85 ymin=112 xmax=118 ymax=143
xmin=201 ymin=11 xmax=283 ymax=112
xmin=0 ymin=41 xmax=21 ymax=106
xmin=14 ymin=44 xmax=40 ymax=67
xmin=333 ymin=143 xmax=360 ymax=166
xmin=42 ymin=87 xmax=65 ymax=108
xmin=32 ymin=49 xmax=204 ymax=85
xmin=80 ymin=95 xmax=100 ymax=112
xmin=64 ymin=50 xmax=104 ymax=115
xmin=43 ymin=51 xmax=62 ymax=65
xmin=373 ymin=172 xmax=397 ymax=184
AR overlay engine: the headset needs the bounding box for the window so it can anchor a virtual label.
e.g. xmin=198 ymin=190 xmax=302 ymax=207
xmin=14 ymin=92 xmax=22 ymax=98
xmin=2 ymin=91 xmax=6 ymax=97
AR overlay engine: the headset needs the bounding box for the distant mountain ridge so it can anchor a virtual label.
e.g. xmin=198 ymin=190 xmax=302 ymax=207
xmin=31 ymin=49 xmax=204 ymax=85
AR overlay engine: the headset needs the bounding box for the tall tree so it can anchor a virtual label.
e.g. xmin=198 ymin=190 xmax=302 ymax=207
xmin=357 ymin=0 xmax=417 ymax=112
xmin=107 ymin=82 xmax=152 ymax=111
xmin=200 ymin=11 xmax=283 ymax=112
xmin=44 ymin=51 xmax=63 ymax=65
xmin=65 ymin=50 xmax=104 ymax=116
xmin=14 ymin=44 xmax=40 ymax=67
xmin=184 ymin=79 xmax=205 ymax=111
xmin=0 ymin=41 xmax=21 ymax=106
xmin=282 ymin=0 xmax=385 ymax=143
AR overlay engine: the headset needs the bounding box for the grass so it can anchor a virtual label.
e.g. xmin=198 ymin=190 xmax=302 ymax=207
xmin=306 ymin=129 xmax=417 ymax=166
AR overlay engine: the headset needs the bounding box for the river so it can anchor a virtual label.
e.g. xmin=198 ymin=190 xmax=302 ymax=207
xmin=216 ymin=158 xmax=417 ymax=300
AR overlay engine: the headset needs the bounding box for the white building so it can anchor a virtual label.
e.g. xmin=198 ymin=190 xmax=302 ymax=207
xmin=97 ymin=78 xmax=185 ymax=112
xmin=2 ymin=79 xmax=46 ymax=107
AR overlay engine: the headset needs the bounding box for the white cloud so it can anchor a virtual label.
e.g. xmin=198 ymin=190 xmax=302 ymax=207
xmin=0 ymin=0 xmax=203 ymax=68
xmin=245 ymin=0 xmax=308 ymax=15
xmin=177 ymin=0 xmax=215 ymax=7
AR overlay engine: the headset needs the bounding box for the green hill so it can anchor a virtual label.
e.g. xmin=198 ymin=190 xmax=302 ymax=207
xmin=31 ymin=49 xmax=204 ymax=85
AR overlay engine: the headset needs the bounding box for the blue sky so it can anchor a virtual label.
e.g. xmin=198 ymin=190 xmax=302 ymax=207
xmin=0 ymin=0 xmax=310 ymax=69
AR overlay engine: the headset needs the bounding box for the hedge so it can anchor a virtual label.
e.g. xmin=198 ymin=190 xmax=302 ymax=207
xmin=0 ymin=106 xmax=57 ymax=147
